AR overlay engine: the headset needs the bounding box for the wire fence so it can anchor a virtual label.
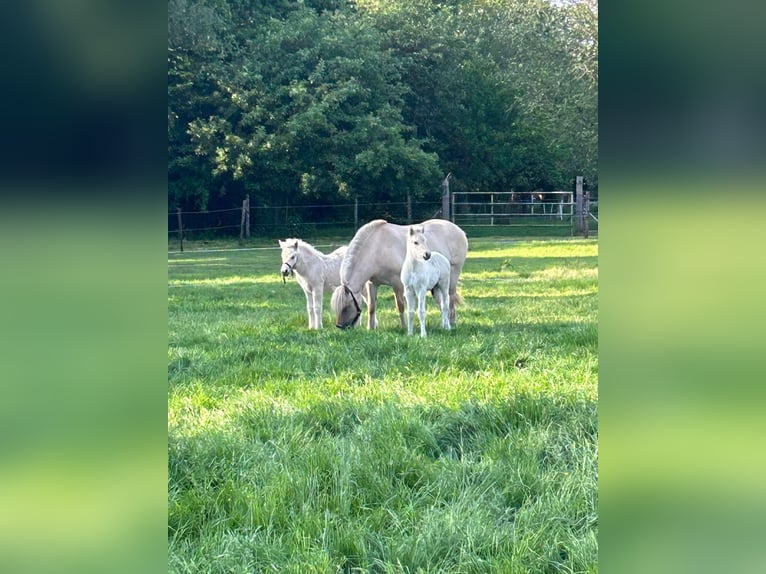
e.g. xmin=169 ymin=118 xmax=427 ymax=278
xmin=168 ymin=192 xmax=597 ymax=249
xmin=168 ymin=200 xmax=445 ymax=240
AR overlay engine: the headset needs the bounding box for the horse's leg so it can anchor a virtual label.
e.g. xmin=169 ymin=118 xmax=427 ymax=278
xmin=448 ymin=267 xmax=459 ymax=327
xmin=304 ymin=289 xmax=315 ymax=329
xmin=366 ymin=282 xmax=378 ymax=329
xmin=404 ymin=286 xmax=416 ymax=336
xmin=393 ymin=283 xmax=406 ymax=329
xmin=313 ymin=288 xmax=323 ymax=329
xmin=437 ymin=286 xmax=451 ymax=330
xmin=418 ymin=289 xmax=428 ymax=337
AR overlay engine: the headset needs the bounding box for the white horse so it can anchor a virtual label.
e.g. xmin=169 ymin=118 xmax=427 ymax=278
xmin=401 ymin=225 xmax=451 ymax=337
xmin=278 ymin=239 xmax=347 ymax=329
xmin=331 ymin=219 xmax=468 ymax=330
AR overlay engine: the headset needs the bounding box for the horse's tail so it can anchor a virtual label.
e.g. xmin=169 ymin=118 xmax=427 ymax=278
xmin=433 ymin=289 xmax=464 ymax=305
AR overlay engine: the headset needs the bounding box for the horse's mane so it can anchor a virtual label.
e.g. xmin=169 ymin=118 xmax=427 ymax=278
xmin=297 ymin=239 xmax=323 ymax=258
xmin=341 ymin=219 xmax=388 ymax=279
xmin=283 ymin=238 xmax=323 ymax=259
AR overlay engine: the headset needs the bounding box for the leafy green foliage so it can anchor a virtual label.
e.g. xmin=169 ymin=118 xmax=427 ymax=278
xmin=168 ymin=0 xmax=598 ymax=211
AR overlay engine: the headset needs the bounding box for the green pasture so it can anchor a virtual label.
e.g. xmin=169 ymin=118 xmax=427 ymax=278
xmin=168 ymin=237 xmax=598 ymax=573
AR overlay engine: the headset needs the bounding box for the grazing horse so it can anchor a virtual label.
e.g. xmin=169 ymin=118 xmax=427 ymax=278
xmin=401 ymin=225 xmax=451 ymax=337
xmin=331 ymin=219 xmax=468 ymax=330
xmin=278 ymin=239 xmax=347 ymax=329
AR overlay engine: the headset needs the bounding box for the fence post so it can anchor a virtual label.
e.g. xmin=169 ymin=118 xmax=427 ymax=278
xmin=575 ymin=176 xmax=584 ymax=234
xmin=583 ymin=191 xmax=590 ymax=238
xmin=245 ymin=194 xmax=250 ymax=238
xmin=490 ymin=193 xmax=495 ymax=226
xmin=176 ymin=208 xmax=184 ymax=252
xmin=441 ymin=173 xmax=451 ymax=220
xmin=406 ymin=192 xmax=412 ymax=224
xmin=240 ymin=196 xmax=247 ymax=241
xmin=354 ymin=197 xmax=358 ymax=230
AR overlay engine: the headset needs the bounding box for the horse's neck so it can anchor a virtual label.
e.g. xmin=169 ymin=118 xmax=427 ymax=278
xmin=342 ymin=255 xmax=374 ymax=293
xmin=341 ymin=245 xmax=367 ymax=293
xmin=297 ymin=244 xmax=334 ymax=283
xmin=295 ymin=243 xmax=318 ymax=268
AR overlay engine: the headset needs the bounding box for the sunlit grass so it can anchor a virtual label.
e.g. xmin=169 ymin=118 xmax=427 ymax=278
xmin=168 ymin=236 xmax=598 ymax=573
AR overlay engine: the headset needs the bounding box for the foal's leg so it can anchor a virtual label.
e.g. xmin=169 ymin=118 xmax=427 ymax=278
xmin=304 ymin=289 xmax=315 ymax=329
xmin=313 ymin=288 xmax=323 ymax=329
xmin=404 ymin=286 xmax=416 ymax=336
xmin=417 ymin=290 xmax=428 ymax=337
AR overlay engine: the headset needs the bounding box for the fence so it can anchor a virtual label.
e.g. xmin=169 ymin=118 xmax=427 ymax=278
xmin=451 ymin=191 xmax=573 ymax=226
xmin=169 ymin=187 xmax=597 ymax=250
xmin=168 ymin=197 xmax=445 ymax=248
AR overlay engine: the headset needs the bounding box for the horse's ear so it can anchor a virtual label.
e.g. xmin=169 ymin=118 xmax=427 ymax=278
xmin=293 ymin=240 xmax=299 ymax=249
xmin=278 ymin=240 xmax=285 ymax=247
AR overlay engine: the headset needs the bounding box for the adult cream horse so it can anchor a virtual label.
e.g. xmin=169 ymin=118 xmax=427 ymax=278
xmin=401 ymin=225 xmax=451 ymax=337
xmin=279 ymin=239 xmax=347 ymax=329
xmin=331 ymin=219 xmax=468 ymax=329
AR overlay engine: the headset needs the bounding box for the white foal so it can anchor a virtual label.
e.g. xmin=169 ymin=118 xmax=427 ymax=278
xmin=279 ymin=239 xmax=347 ymax=329
xmin=399 ymin=226 xmax=451 ymax=337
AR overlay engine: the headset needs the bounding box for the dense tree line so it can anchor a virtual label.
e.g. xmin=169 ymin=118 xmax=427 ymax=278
xmin=168 ymin=0 xmax=597 ymax=212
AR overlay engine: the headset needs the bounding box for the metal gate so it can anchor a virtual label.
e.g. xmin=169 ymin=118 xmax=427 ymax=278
xmin=450 ymin=191 xmax=573 ymax=233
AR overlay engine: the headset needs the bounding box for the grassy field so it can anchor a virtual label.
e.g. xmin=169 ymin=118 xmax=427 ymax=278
xmin=168 ymin=237 xmax=598 ymax=573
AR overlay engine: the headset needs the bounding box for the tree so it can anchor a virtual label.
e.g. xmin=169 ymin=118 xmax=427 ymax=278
xmin=167 ymin=0 xmax=598 ymax=213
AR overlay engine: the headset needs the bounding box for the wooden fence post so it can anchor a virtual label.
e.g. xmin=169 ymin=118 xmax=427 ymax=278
xmin=245 ymin=194 xmax=250 ymax=238
xmin=354 ymin=197 xmax=358 ymax=230
xmin=240 ymin=197 xmax=247 ymax=242
xmin=575 ymin=176 xmax=584 ymax=234
xmin=406 ymin=192 xmax=412 ymax=224
xmin=441 ymin=173 xmax=451 ymax=220
xmin=583 ymin=191 xmax=590 ymax=238
xmin=176 ymin=208 xmax=184 ymax=252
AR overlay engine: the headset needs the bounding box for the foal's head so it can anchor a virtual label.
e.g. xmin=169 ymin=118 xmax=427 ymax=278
xmin=407 ymin=226 xmax=431 ymax=260
xmin=278 ymin=239 xmax=300 ymax=277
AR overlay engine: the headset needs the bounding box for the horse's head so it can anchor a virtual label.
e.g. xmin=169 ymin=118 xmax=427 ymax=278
xmin=331 ymin=284 xmax=362 ymax=329
xmin=407 ymin=226 xmax=431 ymax=260
xmin=278 ymin=239 xmax=299 ymax=277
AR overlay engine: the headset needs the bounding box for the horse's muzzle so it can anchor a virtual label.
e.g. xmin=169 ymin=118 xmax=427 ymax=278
xmin=335 ymin=312 xmax=361 ymax=330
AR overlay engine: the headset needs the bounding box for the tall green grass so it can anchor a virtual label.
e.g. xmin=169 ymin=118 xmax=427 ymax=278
xmin=168 ymin=238 xmax=598 ymax=573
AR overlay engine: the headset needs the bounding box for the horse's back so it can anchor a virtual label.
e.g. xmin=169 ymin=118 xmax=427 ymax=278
xmin=344 ymin=221 xmax=406 ymax=286
xmin=342 ymin=218 xmax=467 ymax=289
xmin=322 ymin=245 xmax=348 ymax=291
xmin=421 ymin=219 xmax=468 ymax=263
xmin=329 ymin=245 xmax=348 ymax=258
